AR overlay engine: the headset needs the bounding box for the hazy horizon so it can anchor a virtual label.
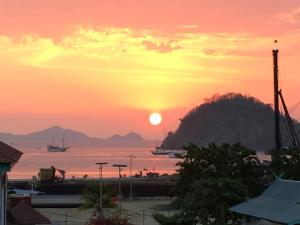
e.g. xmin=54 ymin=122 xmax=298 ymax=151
xmin=0 ymin=124 xmax=159 ymax=141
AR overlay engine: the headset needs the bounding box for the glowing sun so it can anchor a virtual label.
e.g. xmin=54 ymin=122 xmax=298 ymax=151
xmin=149 ymin=112 xmax=162 ymax=125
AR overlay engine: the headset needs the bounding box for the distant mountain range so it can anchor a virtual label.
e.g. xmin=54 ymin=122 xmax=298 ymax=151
xmin=0 ymin=126 xmax=153 ymax=148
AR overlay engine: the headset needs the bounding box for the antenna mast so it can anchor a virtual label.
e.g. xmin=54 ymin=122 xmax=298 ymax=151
xmin=273 ymin=49 xmax=281 ymax=149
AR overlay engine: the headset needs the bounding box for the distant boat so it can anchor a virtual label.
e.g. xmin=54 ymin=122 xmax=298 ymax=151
xmin=47 ymin=136 xmax=70 ymax=152
xmin=151 ymin=129 xmax=173 ymax=155
xmin=151 ymin=146 xmax=173 ymax=155
xmin=151 ymin=146 xmax=186 ymax=156
xmin=47 ymin=145 xmax=69 ymax=152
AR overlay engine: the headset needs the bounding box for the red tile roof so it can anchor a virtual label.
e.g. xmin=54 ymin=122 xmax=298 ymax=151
xmin=9 ymin=202 xmax=51 ymax=225
xmin=0 ymin=141 xmax=23 ymax=164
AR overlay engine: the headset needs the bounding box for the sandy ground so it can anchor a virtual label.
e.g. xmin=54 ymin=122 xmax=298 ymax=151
xmin=36 ymin=198 xmax=177 ymax=225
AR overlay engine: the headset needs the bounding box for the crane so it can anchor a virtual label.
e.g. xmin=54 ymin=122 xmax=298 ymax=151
xmin=278 ymin=90 xmax=300 ymax=149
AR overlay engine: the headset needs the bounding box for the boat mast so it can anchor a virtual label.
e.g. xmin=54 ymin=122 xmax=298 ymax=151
xmin=163 ymin=128 xmax=167 ymax=149
xmin=62 ymin=135 xmax=65 ymax=148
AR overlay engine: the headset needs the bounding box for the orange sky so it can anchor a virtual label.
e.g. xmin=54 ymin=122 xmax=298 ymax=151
xmin=1 ymin=0 xmax=300 ymax=139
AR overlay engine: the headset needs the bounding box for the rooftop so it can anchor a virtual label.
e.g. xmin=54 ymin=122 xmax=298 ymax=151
xmin=9 ymin=202 xmax=51 ymax=225
xmin=230 ymin=179 xmax=300 ymax=224
xmin=0 ymin=141 xmax=23 ymax=164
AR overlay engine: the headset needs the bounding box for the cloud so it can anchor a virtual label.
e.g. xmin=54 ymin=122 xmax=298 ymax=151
xmin=3 ymin=26 xmax=298 ymax=69
xmin=2 ymin=27 xmax=300 ymax=110
xmin=202 ymin=48 xmax=222 ymax=56
xmin=2 ymin=26 xmax=295 ymax=75
xmin=2 ymin=26 xmax=265 ymax=112
xmin=142 ymin=40 xmax=181 ymax=53
xmin=179 ymin=25 xmax=199 ymax=29
xmin=275 ymin=7 xmax=300 ymax=24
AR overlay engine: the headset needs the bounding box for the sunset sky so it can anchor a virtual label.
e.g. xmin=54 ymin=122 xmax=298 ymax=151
xmin=1 ymin=0 xmax=300 ymax=139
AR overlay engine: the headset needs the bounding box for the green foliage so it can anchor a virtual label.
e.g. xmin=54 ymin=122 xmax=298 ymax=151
xmin=154 ymin=143 xmax=265 ymax=225
xmin=177 ymin=143 xmax=264 ymax=197
xmin=81 ymin=181 xmax=116 ymax=210
xmin=271 ymin=147 xmax=300 ymax=179
xmin=153 ymin=213 xmax=192 ymax=225
xmin=179 ymin=177 xmax=246 ymax=225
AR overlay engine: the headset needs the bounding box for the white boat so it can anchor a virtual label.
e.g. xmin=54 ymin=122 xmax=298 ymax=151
xmin=151 ymin=130 xmax=185 ymax=156
xmin=151 ymin=146 xmax=173 ymax=155
xmin=47 ymin=137 xmax=70 ymax=152
xmin=151 ymin=146 xmax=187 ymax=156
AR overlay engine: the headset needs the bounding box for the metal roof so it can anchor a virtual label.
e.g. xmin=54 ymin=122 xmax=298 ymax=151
xmin=230 ymin=179 xmax=300 ymax=224
xmin=249 ymin=220 xmax=280 ymax=225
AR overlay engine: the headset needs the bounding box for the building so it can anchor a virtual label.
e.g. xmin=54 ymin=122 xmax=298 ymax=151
xmin=230 ymin=179 xmax=300 ymax=225
xmin=0 ymin=141 xmax=23 ymax=225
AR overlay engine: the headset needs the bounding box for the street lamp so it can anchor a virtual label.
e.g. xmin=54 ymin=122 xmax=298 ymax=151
xmin=95 ymin=162 xmax=108 ymax=218
xmin=129 ymin=155 xmax=136 ymax=201
xmin=113 ymin=164 xmax=127 ymax=221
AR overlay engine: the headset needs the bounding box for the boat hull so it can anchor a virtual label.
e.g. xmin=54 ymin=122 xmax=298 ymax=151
xmin=151 ymin=149 xmax=186 ymax=156
xmin=47 ymin=146 xmax=69 ymax=152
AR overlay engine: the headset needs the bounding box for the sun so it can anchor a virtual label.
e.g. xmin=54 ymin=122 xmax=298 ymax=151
xmin=149 ymin=112 xmax=162 ymax=126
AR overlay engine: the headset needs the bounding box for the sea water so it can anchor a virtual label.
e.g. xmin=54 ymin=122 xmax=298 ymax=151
xmin=8 ymin=147 xmax=180 ymax=179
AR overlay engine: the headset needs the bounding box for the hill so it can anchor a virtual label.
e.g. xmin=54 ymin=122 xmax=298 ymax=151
xmin=0 ymin=126 xmax=148 ymax=148
xmin=162 ymin=93 xmax=300 ymax=151
xmin=107 ymin=132 xmax=144 ymax=142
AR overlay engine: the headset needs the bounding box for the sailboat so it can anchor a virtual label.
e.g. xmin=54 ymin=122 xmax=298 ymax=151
xmin=47 ymin=136 xmax=70 ymax=152
xmin=151 ymin=129 xmax=170 ymax=155
xmin=150 ymin=129 xmax=185 ymax=155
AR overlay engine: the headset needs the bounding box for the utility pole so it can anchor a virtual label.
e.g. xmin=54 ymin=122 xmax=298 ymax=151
xmin=129 ymin=155 xmax=135 ymax=201
xmin=0 ymin=173 xmax=8 ymax=225
xmin=96 ymin=162 xmax=108 ymax=219
xmin=273 ymin=49 xmax=281 ymax=150
xmin=65 ymin=212 xmax=68 ymax=225
xmin=142 ymin=210 xmax=145 ymax=225
xmin=113 ymin=164 xmax=127 ymax=221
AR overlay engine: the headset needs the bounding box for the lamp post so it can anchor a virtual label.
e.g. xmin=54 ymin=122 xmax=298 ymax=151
xmin=95 ymin=162 xmax=108 ymax=218
xmin=113 ymin=164 xmax=127 ymax=221
xmin=129 ymin=155 xmax=135 ymax=201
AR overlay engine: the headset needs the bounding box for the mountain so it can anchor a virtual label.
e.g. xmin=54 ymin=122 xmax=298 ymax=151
xmin=0 ymin=126 xmax=150 ymax=148
xmin=107 ymin=132 xmax=144 ymax=142
xmin=162 ymin=93 xmax=300 ymax=151
xmin=26 ymin=126 xmax=92 ymax=141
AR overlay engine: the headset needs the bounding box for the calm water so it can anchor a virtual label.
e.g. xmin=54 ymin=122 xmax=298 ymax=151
xmin=8 ymin=147 xmax=181 ymax=179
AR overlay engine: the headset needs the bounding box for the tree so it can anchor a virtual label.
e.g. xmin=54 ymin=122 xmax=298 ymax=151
xmin=153 ymin=213 xmax=192 ymax=225
xmin=178 ymin=178 xmax=247 ymax=225
xmin=177 ymin=143 xmax=264 ymax=197
xmin=271 ymin=147 xmax=300 ymax=179
xmin=154 ymin=143 xmax=265 ymax=225
xmin=81 ymin=181 xmax=116 ymax=211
